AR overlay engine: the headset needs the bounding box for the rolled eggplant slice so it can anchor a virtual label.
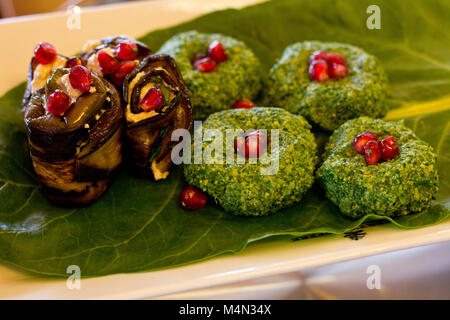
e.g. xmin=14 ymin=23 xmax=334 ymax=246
xmin=23 ymin=54 xmax=68 ymax=111
xmin=24 ymin=68 xmax=123 ymax=206
xmin=123 ymin=54 xmax=193 ymax=180
xmin=80 ymin=36 xmax=152 ymax=87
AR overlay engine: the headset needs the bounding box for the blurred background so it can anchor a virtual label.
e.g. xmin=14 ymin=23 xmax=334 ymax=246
xmin=0 ymin=0 xmax=144 ymax=18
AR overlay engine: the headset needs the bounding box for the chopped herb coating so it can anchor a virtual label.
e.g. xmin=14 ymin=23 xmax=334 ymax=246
xmin=267 ymin=41 xmax=389 ymax=131
xmin=184 ymin=107 xmax=318 ymax=216
xmin=158 ymin=31 xmax=263 ymax=120
xmin=317 ymin=117 xmax=439 ymax=219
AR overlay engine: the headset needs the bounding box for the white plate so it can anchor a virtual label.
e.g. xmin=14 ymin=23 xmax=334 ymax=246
xmin=0 ymin=0 xmax=448 ymax=300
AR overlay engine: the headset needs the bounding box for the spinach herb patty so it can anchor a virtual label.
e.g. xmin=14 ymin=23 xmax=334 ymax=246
xmin=158 ymin=31 xmax=262 ymax=120
xmin=317 ymin=117 xmax=439 ymax=219
xmin=184 ymin=107 xmax=317 ymax=216
xmin=267 ymin=41 xmax=388 ymax=131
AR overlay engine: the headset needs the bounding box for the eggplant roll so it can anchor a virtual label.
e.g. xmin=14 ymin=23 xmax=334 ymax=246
xmin=123 ymin=54 xmax=193 ymax=180
xmin=24 ymin=68 xmax=123 ymax=206
xmin=80 ymin=36 xmax=152 ymax=87
xmin=23 ymin=54 xmax=68 ymax=111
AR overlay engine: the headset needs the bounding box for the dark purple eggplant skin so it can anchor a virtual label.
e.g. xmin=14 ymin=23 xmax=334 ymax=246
xmin=24 ymin=74 xmax=123 ymax=163
xmin=24 ymin=75 xmax=124 ymax=206
xmin=122 ymin=54 xmax=193 ymax=179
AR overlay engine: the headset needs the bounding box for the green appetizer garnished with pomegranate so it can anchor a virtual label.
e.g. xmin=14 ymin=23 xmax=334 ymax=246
xmin=317 ymin=117 xmax=439 ymax=219
xmin=183 ymin=107 xmax=317 ymax=216
xmin=158 ymin=31 xmax=263 ymax=120
xmin=267 ymin=41 xmax=389 ymax=131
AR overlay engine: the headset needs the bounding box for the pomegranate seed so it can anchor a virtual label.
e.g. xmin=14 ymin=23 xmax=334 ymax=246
xmin=354 ymin=131 xmax=378 ymax=154
xmin=115 ymin=42 xmax=139 ymax=61
xmin=234 ymin=130 xmax=268 ymax=158
xmin=329 ymin=62 xmax=348 ymax=79
xmin=140 ymin=86 xmax=165 ymax=112
xmin=308 ymin=50 xmax=328 ymax=64
xmin=363 ymin=140 xmax=381 ymax=165
xmin=111 ymin=60 xmax=137 ymax=85
xmin=179 ymin=185 xmax=208 ymax=210
xmin=47 ymin=90 xmax=71 ymax=116
xmin=97 ymin=49 xmax=120 ymax=74
xmin=66 ymin=57 xmax=85 ymax=68
xmin=232 ymin=98 xmax=255 ymax=109
xmin=191 ymin=53 xmax=207 ymax=65
xmin=309 ymin=59 xmax=329 ymax=82
xmin=326 ymin=52 xmax=346 ymax=66
xmin=193 ymin=57 xmax=217 ymax=72
xmin=69 ymin=65 xmax=92 ymax=92
xmin=34 ymin=42 xmax=57 ymax=65
xmin=208 ymin=40 xmax=227 ymax=63
xmin=380 ymin=136 xmax=400 ymax=160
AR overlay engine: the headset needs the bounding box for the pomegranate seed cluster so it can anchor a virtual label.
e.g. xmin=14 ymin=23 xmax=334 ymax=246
xmin=317 ymin=117 xmax=439 ymax=219
xmin=267 ymin=41 xmax=388 ymax=131
xmin=158 ymin=31 xmax=262 ymax=120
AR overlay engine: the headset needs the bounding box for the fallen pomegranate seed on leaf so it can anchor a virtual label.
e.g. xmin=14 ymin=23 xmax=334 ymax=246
xmin=380 ymin=136 xmax=400 ymax=160
xmin=69 ymin=65 xmax=92 ymax=92
xmin=140 ymin=86 xmax=165 ymax=112
xmin=47 ymin=90 xmax=71 ymax=116
xmin=232 ymin=98 xmax=255 ymax=109
xmin=354 ymin=131 xmax=378 ymax=154
xmin=208 ymin=40 xmax=228 ymax=63
xmin=364 ymin=140 xmax=381 ymax=165
xmin=116 ymin=42 xmax=139 ymax=61
xmin=179 ymin=186 xmax=208 ymax=211
xmin=97 ymin=49 xmax=120 ymax=74
xmin=34 ymin=42 xmax=57 ymax=65
xmin=309 ymin=59 xmax=329 ymax=82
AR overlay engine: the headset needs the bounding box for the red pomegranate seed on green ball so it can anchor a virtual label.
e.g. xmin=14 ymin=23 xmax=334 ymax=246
xmin=234 ymin=130 xmax=268 ymax=158
xmin=232 ymin=98 xmax=255 ymax=109
xmin=326 ymin=52 xmax=346 ymax=66
xmin=354 ymin=131 xmax=378 ymax=154
xmin=363 ymin=140 xmax=381 ymax=165
xmin=380 ymin=136 xmax=400 ymax=160
xmin=208 ymin=40 xmax=228 ymax=63
xmin=329 ymin=62 xmax=348 ymax=79
xmin=309 ymin=59 xmax=329 ymax=82
xmin=308 ymin=50 xmax=328 ymax=64
xmin=193 ymin=56 xmax=217 ymax=72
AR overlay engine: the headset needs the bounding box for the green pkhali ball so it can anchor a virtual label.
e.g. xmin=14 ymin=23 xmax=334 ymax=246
xmin=184 ymin=107 xmax=317 ymax=216
xmin=317 ymin=117 xmax=439 ymax=219
xmin=158 ymin=31 xmax=262 ymax=120
xmin=267 ymin=41 xmax=389 ymax=131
